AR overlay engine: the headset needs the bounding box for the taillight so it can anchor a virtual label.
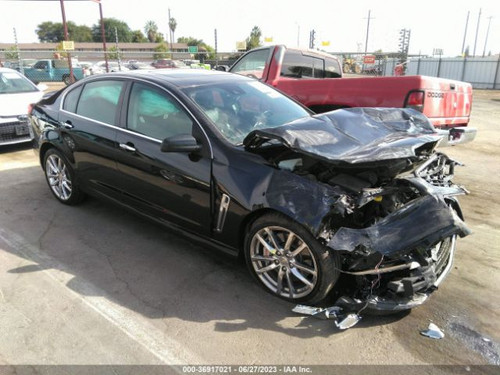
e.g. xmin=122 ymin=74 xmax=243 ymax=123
xmin=28 ymin=103 xmax=34 ymax=115
xmin=405 ymin=90 xmax=424 ymax=112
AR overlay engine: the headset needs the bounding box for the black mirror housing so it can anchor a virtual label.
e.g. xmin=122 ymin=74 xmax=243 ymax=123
xmin=161 ymin=134 xmax=201 ymax=153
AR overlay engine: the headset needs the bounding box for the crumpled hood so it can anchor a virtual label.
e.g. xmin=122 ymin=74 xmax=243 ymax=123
xmin=0 ymin=91 xmax=43 ymax=118
xmin=243 ymin=108 xmax=443 ymax=164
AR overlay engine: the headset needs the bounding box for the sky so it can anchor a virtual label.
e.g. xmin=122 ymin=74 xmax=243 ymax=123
xmin=0 ymin=0 xmax=499 ymax=57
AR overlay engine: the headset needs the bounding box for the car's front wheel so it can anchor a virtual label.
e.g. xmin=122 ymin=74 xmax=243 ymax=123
xmin=244 ymin=213 xmax=340 ymax=304
xmin=43 ymin=148 xmax=84 ymax=205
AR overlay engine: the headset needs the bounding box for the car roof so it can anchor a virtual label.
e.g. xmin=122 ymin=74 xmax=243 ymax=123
xmin=98 ymin=69 xmax=252 ymax=88
xmin=0 ymin=67 xmax=23 ymax=73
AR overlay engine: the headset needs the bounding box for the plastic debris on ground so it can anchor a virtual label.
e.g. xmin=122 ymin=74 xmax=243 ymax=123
xmin=420 ymin=322 xmax=445 ymax=339
xmin=292 ymin=304 xmax=361 ymax=330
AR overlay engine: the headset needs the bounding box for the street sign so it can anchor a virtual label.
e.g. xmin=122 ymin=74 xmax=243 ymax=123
xmin=188 ymin=46 xmax=198 ymax=53
xmin=236 ymin=41 xmax=247 ymax=51
xmin=363 ymin=55 xmax=376 ymax=64
xmin=62 ymin=41 xmax=74 ymax=51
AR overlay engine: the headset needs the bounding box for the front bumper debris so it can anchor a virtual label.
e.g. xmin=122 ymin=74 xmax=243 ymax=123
xmin=294 ymin=232 xmax=459 ymax=329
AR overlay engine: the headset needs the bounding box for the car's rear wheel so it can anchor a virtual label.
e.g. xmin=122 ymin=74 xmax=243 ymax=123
xmin=244 ymin=213 xmax=340 ymax=304
xmin=43 ymin=148 xmax=84 ymax=205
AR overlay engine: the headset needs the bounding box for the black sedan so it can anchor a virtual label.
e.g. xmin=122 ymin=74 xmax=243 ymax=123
xmin=30 ymin=70 xmax=470 ymax=317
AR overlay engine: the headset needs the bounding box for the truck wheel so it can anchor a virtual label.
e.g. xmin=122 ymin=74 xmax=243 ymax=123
xmin=62 ymin=75 xmax=74 ymax=86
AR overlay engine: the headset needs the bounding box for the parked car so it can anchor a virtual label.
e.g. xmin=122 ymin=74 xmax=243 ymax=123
xmin=3 ymin=59 xmax=38 ymax=71
xmin=23 ymin=59 xmax=84 ymax=85
xmin=125 ymin=62 xmax=152 ymax=70
xmin=30 ymin=70 xmax=470 ymax=320
xmin=151 ymin=59 xmax=188 ymax=69
xmin=0 ymin=68 xmax=45 ymax=146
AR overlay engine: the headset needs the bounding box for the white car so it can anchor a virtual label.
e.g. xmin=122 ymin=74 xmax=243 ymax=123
xmin=0 ymin=68 xmax=45 ymax=146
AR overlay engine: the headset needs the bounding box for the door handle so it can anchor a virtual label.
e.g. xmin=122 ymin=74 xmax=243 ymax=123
xmin=62 ymin=121 xmax=73 ymax=129
xmin=119 ymin=143 xmax=136 ymax=152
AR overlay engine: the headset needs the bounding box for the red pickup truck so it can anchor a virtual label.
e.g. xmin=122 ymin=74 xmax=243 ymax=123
xmin=228 ymin=45 xmax=476 ymax=146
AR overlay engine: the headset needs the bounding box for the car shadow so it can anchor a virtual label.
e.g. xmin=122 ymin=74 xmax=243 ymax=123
xmin=1 ymin=166 xmax=410 ymax=339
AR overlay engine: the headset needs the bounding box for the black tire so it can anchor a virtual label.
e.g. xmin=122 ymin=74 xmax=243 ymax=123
xmin=244 ymin=213 xmax=340 ymax=304
xmin=62 ymin=74 xmax=73 ymax=86
xmin=43 ymin=148 xmax=84 ymax=205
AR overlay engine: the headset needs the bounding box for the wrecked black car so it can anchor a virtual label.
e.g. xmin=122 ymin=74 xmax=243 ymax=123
xmin=30 ymin=70 xmax=470 ymax=315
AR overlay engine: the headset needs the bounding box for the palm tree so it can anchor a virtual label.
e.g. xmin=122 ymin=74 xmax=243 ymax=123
xmin=169 ymin=17 xmax=177 ymax=45
xmin=144 ymin=20 xmax=158 ymax=43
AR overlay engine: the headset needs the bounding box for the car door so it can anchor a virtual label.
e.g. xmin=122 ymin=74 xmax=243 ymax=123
xmin=59 ymin=79 xmax=126 ymax=199
xmin=32 ymin=60 xmax=51 ymax=82
xmin=114 ymin=80 xmax=212 ymax=235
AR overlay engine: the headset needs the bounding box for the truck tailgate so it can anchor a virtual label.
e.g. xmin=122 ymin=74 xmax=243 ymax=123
xmin=419 ymin=76 xmax=472 ymax=128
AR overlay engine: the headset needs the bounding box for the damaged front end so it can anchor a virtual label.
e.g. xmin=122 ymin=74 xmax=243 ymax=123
xmin=244 ymin=108 xmax=471 ymax=323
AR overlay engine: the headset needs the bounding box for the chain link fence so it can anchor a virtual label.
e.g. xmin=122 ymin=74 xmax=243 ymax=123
xmin=2 ymin=47 xmax=499 ymax=89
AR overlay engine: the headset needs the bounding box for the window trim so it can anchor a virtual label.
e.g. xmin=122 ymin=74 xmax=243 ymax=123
xmin=59 ymin=75 xmax=214 ymax=159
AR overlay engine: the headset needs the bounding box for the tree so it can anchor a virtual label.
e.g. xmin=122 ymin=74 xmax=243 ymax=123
xmin=155 ymin=33 xmax=165 ymax=43
xmin=131 ymin=30 xmax=148 ymax=43
xmin=177 ymin=37 xmax=215 ymax=60
xmin=36 ymin=21 xmax=64 ymax=42
xmin=177 ymin=36 xmax=203 ymax=46
xmin=36 ymin=21 xmax=92 ymax=42
xmin=144 ymin=20 xmax=158 ymax=43
xmin=73 ymin=25 xmax=93 ymax=42
xmin=5 ymin=46 xmax=19 ymax=60
xmin=246 ymin=26 xmax=262 ymax=50
xmin=169 ymin=17 xmax=177 ymax=44
xmin=92 ymin=18 xmax=133 ymax=43
xmin=153 ymin=43 xmax=170 ymax=59
xmin=108 ymin=46 xmax=123 ymax=61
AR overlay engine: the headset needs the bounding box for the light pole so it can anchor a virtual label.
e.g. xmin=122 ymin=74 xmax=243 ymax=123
xmin=59 ymin=0 xmax=74 ymax=83
xmin=482 ymin=16 xmax=493 ymax=57
xmin=93 ymin=0 xmax=109 ymax=72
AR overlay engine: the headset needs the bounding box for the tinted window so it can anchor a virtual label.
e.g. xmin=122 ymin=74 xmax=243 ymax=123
xmin=62 ymin=85 xmax=83 ymax=112
xmin=281 ymin=51 xmax=324 ymax=78
xmin=127 ymin=82 xmax=193 ymax=140
xmin=324 ymin=58 xmax=342 ymax=78
xmin=76 ymin=80 xmax=124 ymax=125
xmin=33 ymin=61 xmax=49 ymax=69
xmin=230 ymin=48 xmax=271 ymax=79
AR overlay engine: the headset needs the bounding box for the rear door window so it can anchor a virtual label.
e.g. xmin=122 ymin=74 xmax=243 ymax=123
xmin=76 ymin=80 xmax=125 ymax=125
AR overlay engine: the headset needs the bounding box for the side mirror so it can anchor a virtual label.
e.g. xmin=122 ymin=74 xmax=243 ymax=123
xmin=161 ymin=134 xmax=201 ymax=153
xmin=215 ymin=65 xmax=227 ymax=72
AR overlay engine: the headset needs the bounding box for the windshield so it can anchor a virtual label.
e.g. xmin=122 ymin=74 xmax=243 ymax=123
xmin=182 ymin=79 xmax=310 ymax=144
xmin=0 ymin=71 xmax=38 ymax=94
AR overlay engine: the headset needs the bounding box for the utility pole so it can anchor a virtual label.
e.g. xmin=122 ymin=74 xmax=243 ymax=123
xmin=214 ymin=29 xmax=218 ymax=66
xmin=97 ymin=0 xmax=109 ymax=73
xmin=309 ymin=29 xmax=316 ymax=49
xmin=482 ymin=16 xmax=493 ymax=57
xmin=364 ymin=10 xmax=372 ymax=57
xmin=168 ymin=8 xmax=173 ymax=54
xmin=114 ymin=27 xmax=122 ymax=71
xmin=473 ymin=8 xmax=482 ymax=57
xmin=59 ymin=0 xmax=74 ymax=83
xmin=461 ymin=11 xmax=470 ymax=56
xmin=13 ymin=28 xmax=23 ymax=75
